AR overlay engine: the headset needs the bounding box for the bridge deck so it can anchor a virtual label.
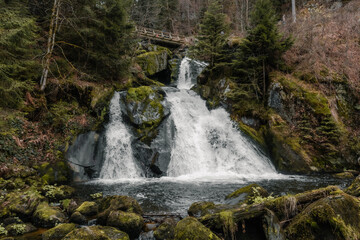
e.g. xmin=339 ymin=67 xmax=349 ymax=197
xmin=135 ymin=26 xmax=189 ymax=46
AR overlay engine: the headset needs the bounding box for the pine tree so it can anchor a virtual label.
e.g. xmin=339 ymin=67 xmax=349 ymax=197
xmin=191 ymin=0 xmax=229 ymax=67
xmin=233 ymin=0 xmax=293 ymax=99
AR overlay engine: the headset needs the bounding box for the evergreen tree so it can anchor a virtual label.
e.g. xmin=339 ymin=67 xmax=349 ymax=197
xmin=58 ymin=0 xmax=134 ymax=81
xmin=191 ymin=0 xmax=229 ymax=67
xmin=233 ymin=0 xmax=293 ymax=99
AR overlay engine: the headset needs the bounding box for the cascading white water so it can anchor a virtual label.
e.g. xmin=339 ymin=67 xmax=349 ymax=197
xmin=166 ymin=58 xmax=278 ymax=179
xmin=177 ymin=57 xmax=207 ymax=90
xmin=99 ymin=92 xmax=142 ymax=179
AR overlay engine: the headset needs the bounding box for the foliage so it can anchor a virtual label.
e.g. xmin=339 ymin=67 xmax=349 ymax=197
xmin=232 ymin=0 xmax=293 ymax=99
xmin=249 ymin=187 xmax=274 ymax=204
xmin=10 ymin=224 xmax=27 ymax=235
xmin=0 ymin=223 xmax=7 ymax=236
xmin=191 ymin=0 xmax=229 ymax=67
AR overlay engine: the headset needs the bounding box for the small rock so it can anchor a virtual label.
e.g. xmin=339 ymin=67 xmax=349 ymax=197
xmin=69 ymin=212 xmax=87 ymax=225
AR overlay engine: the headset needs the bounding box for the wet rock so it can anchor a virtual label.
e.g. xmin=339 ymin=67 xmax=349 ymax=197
xmin=333 ymin=171 xmax=354 ymax=179
xmin=174 ymin=217 xmax=220 ymax=240
xmin=188 ymin=202 xmax=216 ymax=218
xmin=345 ymin=175 xmax=360 ymax=197
xmin=225 ymin=184 xmax=269 ymax=205
xmin=62 ymin=226 xmax=129 ymax=240
xmin=153 ymin=218 xmax=176 ymax=240
xmin=32 ymin=202 xmax=66 ymax=228
xmin=106 ymin=210 xmax=144 ymax=239
xmin=75 ymin=201 xmax=98 ymax=216
xmin=69 ymin=212 xmax=87 ymax=225
xmin=0 ymin=186 xmax=44 ymax=219
xmin=97 ymin=195 xmax=143 ymax=225
xmin=1 ymin=217 xmax=22 ymax=226
xmin=263 ymin=209 xmax=285 ymax=240
xmin=42 ymin=223 xmax=76 ymax=240
xmin=5 ymin=223 xmax=37 ymax=236
xmin=285 ymin=193 xmax=360 ymax=239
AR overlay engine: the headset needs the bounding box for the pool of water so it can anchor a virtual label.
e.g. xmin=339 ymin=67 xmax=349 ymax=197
xmin=74 ymin=174 xmax=351 ymax=217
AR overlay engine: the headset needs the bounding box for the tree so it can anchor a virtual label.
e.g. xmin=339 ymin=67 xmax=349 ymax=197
xmin=191 ymin=0 xmax=229 ymax=67
xmin=233 ymin=0 xmax=293 ymax=99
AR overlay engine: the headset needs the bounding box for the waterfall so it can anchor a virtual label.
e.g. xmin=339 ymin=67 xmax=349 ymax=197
xmin=99 ymin=92 xmax=142 ymax=179
xmin=166 ymin=59 xmax=277 ymax=178
xmin=177 ymin=57 xmax=207 ymax=90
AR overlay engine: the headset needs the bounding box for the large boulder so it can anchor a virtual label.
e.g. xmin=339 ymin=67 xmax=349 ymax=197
xmin=136 ymin=46 xmax=172 ymax=77
xmin=225 ymin=184 xmax=269 ymax=205
xmin=188 ymin=202 xmax=217 ymax=218
xmin=62 ymin=226 xmax=129 ymax=240
xmin=42 ymin=223 xmax=76 ymax=240
xmin=97 ymin=195 xmax=143 ymax=225
xmin=32 ymin=202 xmax=66 ymax=228
xmin=174 ymin=217 xmax=220 ymax=240
xmin=153 ymin=218 xmax=176 ymax=240
xmin=0 ymin=186 xmax=44 ymax=219
xmin=75 ymin=201 xmax=98 ymax=217
xmin=106 ymin=211 xmax=144 ymax=239
xmin=285 ymin=193 xmax=360 ymax=239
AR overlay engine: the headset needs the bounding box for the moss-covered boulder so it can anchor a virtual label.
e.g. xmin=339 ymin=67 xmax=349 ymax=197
xmin=174 ymin=217 xmax=220 ymax=240
xmin=0 ymin=186 xmax=44 ymax=219
xmin=75 ymin=201 xmax=98 ymax=217
xmin=42 ymin=223 xmax=76 ymax=240
xmin=285 ymin=193 xmax=360 ymax=239
xmin=0 ymin=164 xmax=36 ymax=180
xmin=61 ymin=199 xmax=78 ymax=215
xmin=62 ymin=226 xmax=129 ymax=240
xmin=36 ymin=161 xmax=70 ymax=185
xmin=188 ymin=202 xmax=216 ymax=218
xmin=97 ymin=195 xmax=143 ymax=225
xmin=41 ymin=185 xmax=75 ymax=201
xmin=333 ymin=171 xmax=354 ymax=179
xmin=136 ymin=46 xmax=172 ymax=77
xmin=5 ymin=223 xmax=36 ymax=236
xmin=153 ymin=218 xmax=176 ymax=240
xmin=32 ymin=202 xmax=66 ymax=228
xmin=345 ymin=175 xmax=360 ymax=197
xmin=69 ymin=212 xmax=87 ymax=225
xmin=225 ymin=184 xmax=269 ymax=205
xmin=106 ymin=210 xmax=144 ymax=239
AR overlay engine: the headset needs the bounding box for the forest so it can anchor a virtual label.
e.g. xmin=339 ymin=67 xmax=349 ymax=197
xmin=0 ymin=0 xmax=360 ymax=239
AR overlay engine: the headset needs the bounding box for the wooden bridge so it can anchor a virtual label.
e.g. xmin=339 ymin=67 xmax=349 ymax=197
xmin=135 ymin=26 xmax=191 ymax=47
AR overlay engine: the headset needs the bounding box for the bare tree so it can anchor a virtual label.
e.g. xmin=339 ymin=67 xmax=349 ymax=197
xmin=40 ymin=0 xmax=61 ymax=91
xmin=292 ymin=0 xmax=296 ymax=23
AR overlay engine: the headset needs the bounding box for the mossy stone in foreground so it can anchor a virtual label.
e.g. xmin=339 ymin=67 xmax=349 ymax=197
xmin=188 ymin=201 xmax=216 ymax=218
xmin=153 ymin=218 xmax=176 ymax=240
xmin=62 ymin=226 xmax=129 ymax=240
xmin=75 ymin=201 xmax=98 ymax=216
xmin=42 ymin=223 xmax=76 ymax=240
xmin=174 ymin=217 xmax=220 ymax=240
xmin=32 ymin=202 xmax=66 ymax=228
xmin=106 ymin=210 xmax=144 ymax=239
xmin=225 ymin=184 xmax=269 ymax=205
xmin=285 ymin=193 xmax=360 ymax=240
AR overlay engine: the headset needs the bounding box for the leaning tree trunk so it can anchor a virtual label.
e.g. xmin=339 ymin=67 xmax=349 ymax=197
xmin=291 ymin=0 xmax=296 ymax=23
xmin=40 ymin=0 xmax=61 ymax=91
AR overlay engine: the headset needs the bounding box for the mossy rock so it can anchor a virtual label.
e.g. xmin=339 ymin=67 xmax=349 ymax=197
xmin=0 ymin=186 xmax=44 ymax=219
xmin=5 ymin=223 xmax=36 ymax=236
xmin=62 ymin=226 xmax=129 ymax=240
xmin=69 ymin=212 xmax=87 ymax=225
xmin=75 ymin=201 xmax=98 ymax=216
xmin=225 ymin=184 xmax=269 ymax=205
xmin=32 ymin=202 xmax=66 ymax=228
xmin=136 ymin=46 xmax=172 ymax=76
xmin=345 ymin=176 xmax=360 ymax=197
xmin=42 ymin=223 xmax=76 ymax=240
xmin=41 ymin=185 xmax=75 ymax=201
xmin=174 ymin=217 xmax=220 ymax=240
xmin=153 ymin=218 xmax=176 ymax=240
xmin=188 ymin=202 xmax=216 ymax=218
xmin=106 ymin=210 xmax=144 ymax=239
xmin=285 ymin=193 xmax=360 ymax=240
xmin=333 ymin=171 xmax=354 ymax=179
xmin=0 ymin=164 xmax=36 ymax=180
xmin=60 ymin=199 xmax=78 ymax=215
xmin=97 ymin=195 xmax=143 ymax=225
xmin=36 ymin=161 xmax=70 ymax=185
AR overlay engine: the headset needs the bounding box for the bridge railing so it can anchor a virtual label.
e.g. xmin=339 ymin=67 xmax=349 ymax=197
xmin=135 ymin=26 xmax=189 ymax=44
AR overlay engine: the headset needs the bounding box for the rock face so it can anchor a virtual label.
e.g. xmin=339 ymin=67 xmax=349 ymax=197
xmin=136 ymin=46 xmax=172 ymax=77
xmin=106 ymin=211 xmax=144 ymax=239
xmin=174 ymin=217 xmax=220 ymax=240
xmin=62 ymin=226 xmax=129 ymax=240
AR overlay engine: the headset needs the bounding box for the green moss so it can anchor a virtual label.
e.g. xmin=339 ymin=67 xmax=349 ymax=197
xmin=127 ymin=86 xmax=154 ymax=102
xmin=188 ymin=202 xmax=216 ymax=218
xmin=33 ymin=202 xmax=66 ymax=228
xmin=225 ymin=184 xmax=269 ymax=205
xmin=42 ymin=223 xmax=76 ymax=240
xmin=62 ymin=226 xmax=129 ymax=240
xmin=75 ymin=201 xmax=98 ymax=216
xmin=174 ymin=217 xmax=220 ymax=240
xmin=219 ymin=211 xmax=237 ymax=240
xmin=106 ymin=211 xmax=143 ymax=239
xmin=135 ymin=46 xmax=172 ymax=76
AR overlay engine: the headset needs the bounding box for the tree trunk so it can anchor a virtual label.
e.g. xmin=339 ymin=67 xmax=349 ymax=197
xmin=40 ymin=0 xmax=60 ymax=91
xmin=291 ymin=0 xmax=296 ymax=23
